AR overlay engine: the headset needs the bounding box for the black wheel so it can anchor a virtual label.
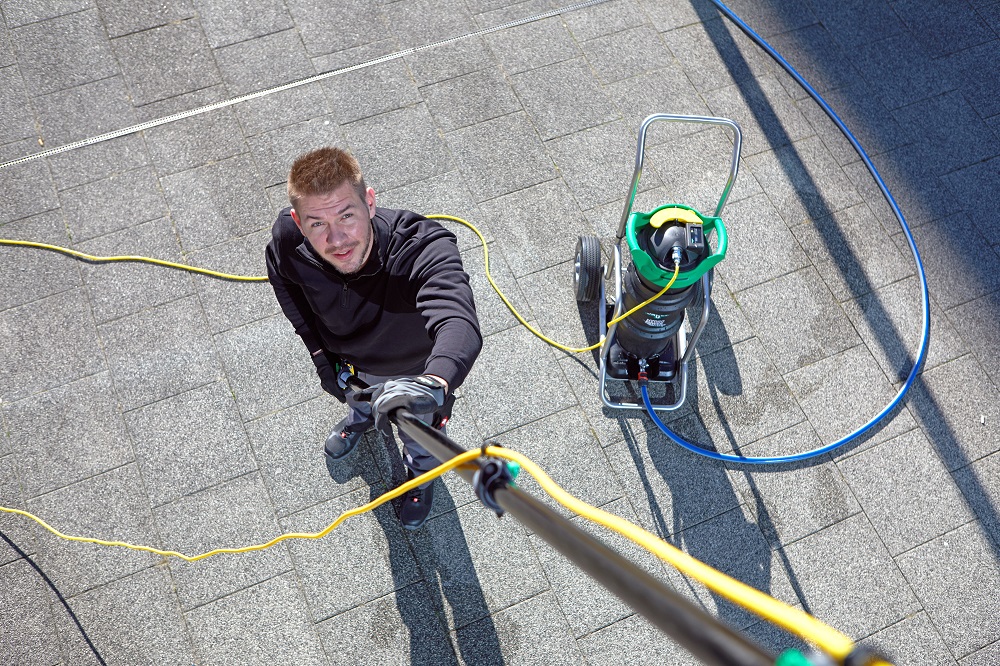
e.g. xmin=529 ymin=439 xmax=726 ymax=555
xmin=573 ymin=235 xmax=601 ymax=302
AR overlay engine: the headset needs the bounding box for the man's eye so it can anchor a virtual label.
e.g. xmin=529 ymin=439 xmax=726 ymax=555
xmin=311 ymin=221 xmax=323 ymax=228
xmin=343 ymin=213 xmax=353 ymax=220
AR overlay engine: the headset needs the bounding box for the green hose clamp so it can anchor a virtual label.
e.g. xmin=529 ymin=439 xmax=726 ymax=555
xmin=625 ymin=203 xmax=728 ymax=290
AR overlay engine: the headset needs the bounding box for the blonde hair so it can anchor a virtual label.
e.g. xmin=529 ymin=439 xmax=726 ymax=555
xmin=287 ymin=147 xmax=367 ymax=207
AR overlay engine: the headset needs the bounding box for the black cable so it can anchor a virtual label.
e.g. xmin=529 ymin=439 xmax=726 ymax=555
xmin=0 ymin=529 xmax=107 ymax=666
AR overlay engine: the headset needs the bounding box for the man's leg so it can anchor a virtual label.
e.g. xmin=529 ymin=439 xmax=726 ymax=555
xmin=323 ymin=372 xmax=376 ymax=459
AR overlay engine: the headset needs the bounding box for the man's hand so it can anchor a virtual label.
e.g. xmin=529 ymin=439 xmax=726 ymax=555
xmin=364 ymin=376 xmax=447 ymax=431
xmin=312 ymin=353 xmax=346 ymax=403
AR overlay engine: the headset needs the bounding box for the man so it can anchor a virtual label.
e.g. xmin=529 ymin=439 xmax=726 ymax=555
xmin=265 ymin=147 xmax=482 ymax=529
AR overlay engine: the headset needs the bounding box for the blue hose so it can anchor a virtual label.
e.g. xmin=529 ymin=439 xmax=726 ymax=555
xmin=642 ymin=0 xmax=931 ymax=464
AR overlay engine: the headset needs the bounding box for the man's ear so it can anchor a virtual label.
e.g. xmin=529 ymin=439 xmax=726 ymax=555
xmin=365 ymin=187 xmax=376 ymax=217
xmin=290 ymin=208 xmax=302 ymax=229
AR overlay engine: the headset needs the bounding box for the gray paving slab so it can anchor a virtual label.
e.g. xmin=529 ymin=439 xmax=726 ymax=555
xmin=666 ymin=504 xmax=797 ymax=631
xmin=944 ymin=41 xmax=1000 ymax=121
xmin=422 ymin=66 xmax=520 ymax=133
xmin=236 ymin=82 xmax=331 ymax=138
xmin=131 ymin=81 xmax=229 ymax=122
xmin=556 ymin=354 xmax=646 ymax=449
xmin=453 ymin=591 xmax=584 ymax=665
xmin=185 ymin=571 xmax=326 ymax=665
xmin=443 ymin=111 xmax=557 ymax=202
xmin=3 ymin=0 xmax=92 ymax=27
xmin=604 ymin=418 xmax=744 ymax=538
xmin=728 ymin=421 xmax=860 ymax=547
xmin=408 ymin=500 xmax=549 ymax=630
xmin=78 ymin=217 xmax=194 ymax=324
xmin=745 ymin=136 xmax=864 ymax=229
xmin=96 ymin=0 xmax=195 ymax=38
xmin=51 ymin=564 xmax=196 ymax=666
xmin=112 ymin=19 xmax=222 ymax=106
xmin=562 ymin=0 xmax=647 ymax=41
xmin=460 ymin=324 xmax=578 ymax=438
xmin=143 ymin=109 xmax=248 ymax=177
xmin=193 ymin=0 xmax=292 ymax=49
xmin=492 ymin=407 xmax=624 ymax=516
xmin=319 ymin=59 xmax=420 ymax=126
xmin=0 ymin=558 xmax=62 ymax=666
xmin=712 ymin=0 xmax=815 ymax=38
xmin=0 ymin=211 xmax=81 ymax=312
xmin=58 ymin=166 xmax=166 ymax=243
xmin=766 ymin=24 xmax=859 ymax=102
xmin=859 ymin=612 xmax=955 ymax=666
xmin=784 ymin=344 xmax=916 ymax=450
xmin=35 ymin=76 xmax=136 ymax=148
xmin=528 ymin=497 xmax=667 ymax=638
xmin=693 ymin=337 xmax=806 ymax=447
xmin=689 ymin=279 xmax=757 ymax=358
xmin=514 ymin=260 xmax=600 ymax=360
xmin=28 ymin=464 xmax=159 ymax=597
xmin=0 ymin=65 xmax=35 ymax=146
xmin=735 ymin=266 xmax=861 ymax=374
xmin=894 ymin=91 xmax=1000 ymax=177
xmin=963 ymin=642 xmax=1000 ymax=666
xmin=604 ymin=65 xmax=714 ymax=143
xmin=161 ymin=153 xmax=273 ymax=250
xmin=279 ymin=485 xmax=420 ymax=621
xmin=806 ymin=0 xmax=906 ymax=46
xmin=285 ymin=0 xmax=385 ymax=57
xmin=3 ymin=372 xmax=134 ymax=500
xmin=0 ymin=158 xmax=57 ymax=225
xmin=548 ymin=119 xmax=660 ymax=211
xmin=215 ymin=29 xmax=314 ymax=97
xmin=482 ymin=16 xmax=580 ymax=75
xmin=459 ymin=244 xmax=529 ymax=338
xmin=844 ymin=276 xmax=967 ymax=383
xmin=46 ymin=134 xmax=152 ymax=191
xmin=948 ymin=291 xmax=1000 ymax=387
xmin=907 ymin=354 xmax=1000 ymax=472
xmin=13 ymin=9 xmax=117 ymax=97
xmin=849 ymin=34 xmax=949 ymax=112
xmin=895 ymin=0 xmax=996 ymax=58
xmin=792 ymin=203 xmax=914 ymax=302
xmin=187 ymin=232 xmax=277 ymax=334
xmin=343 ymin=103 xmax=453 ymax=192
xmin=510 ymin=57 xmax=619 ymax=141
xmin=314 ymin=581 xmax=456 ymax=665
xmin=476 ymin=178 xmax=593 ymax=277
xmin=384 ymin=0 xmax=475 ymax=50
xmin=379 ymin=171 xmax=491 ymax=250
xmin=0 ymin=455 xmax=37 ymax=565
xmin=660 ymin=17 xmax=776 ymax=94
xmin=853 ymin=143 xmax=956 ymax=231
xmin=942 ymin=156 xmax=1000 ymax=243
xmin=213 ymin=314 xmax=319 ymax=421
xmin=896 ymin=522 xmax=1000 ymax=658
xmin=576 ymin=611 xmax=695 ymax=665
xmin=124 ymin=380 xmax=256 ymax=508
xmin=153 ymin=472 xmax=291 ymax=610
xmin=245 ymin=395 xmax=383 ymax=517
xmin=839 ymin=429 xmax=974 ymax=557
xmin=644 ymin=125 xmax=764 ymax=216
xmin=779 ymin=513 xmax=920 ymax=640
xmin=581 ymin=25 xmax=674 ymax=86
xmin=98 ymin=295 xmax=222 ymax=411
xmin=0 ymin=288 xmax=106 ymax=404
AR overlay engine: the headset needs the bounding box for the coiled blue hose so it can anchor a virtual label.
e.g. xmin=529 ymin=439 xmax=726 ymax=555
xmin=642 ymin=0 xmax=931 ymax=464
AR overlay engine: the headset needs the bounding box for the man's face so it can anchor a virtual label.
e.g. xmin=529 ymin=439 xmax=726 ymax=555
xmin=291 ymin=181 xmax=376 ymax=275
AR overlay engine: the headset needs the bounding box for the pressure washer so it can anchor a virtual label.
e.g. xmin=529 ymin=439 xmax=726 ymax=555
xmin=574 ymin=114 xmax=740 ymax=413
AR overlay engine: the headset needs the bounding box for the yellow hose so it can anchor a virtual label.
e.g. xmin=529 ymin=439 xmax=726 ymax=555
xmin=0 ymin=239 xmax=268 ymax=282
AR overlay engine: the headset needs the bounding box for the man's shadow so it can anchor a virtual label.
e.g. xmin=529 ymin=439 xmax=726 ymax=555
xmin=338 ymin=431 xmax=503 ymax=665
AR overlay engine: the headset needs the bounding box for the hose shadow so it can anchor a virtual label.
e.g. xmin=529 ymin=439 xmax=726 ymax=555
xmin=371 ymin=442 xmax=503 ymax=666
xmin=691 ymin=0 xmax=1000 ymax=565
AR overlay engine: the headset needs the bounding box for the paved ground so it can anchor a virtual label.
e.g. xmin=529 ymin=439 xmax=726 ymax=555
xmin=1 ymin=0 xmax=999 ymax=663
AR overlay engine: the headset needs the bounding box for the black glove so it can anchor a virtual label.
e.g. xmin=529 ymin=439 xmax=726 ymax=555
xmin=362 ymin=376 xmax=447 ymax=431
xmin=312 ymin=352 xmax=346 ymax=403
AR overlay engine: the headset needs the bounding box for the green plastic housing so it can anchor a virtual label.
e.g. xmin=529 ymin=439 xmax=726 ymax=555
xmin=625 ymin=203 xmax=728 ymax=289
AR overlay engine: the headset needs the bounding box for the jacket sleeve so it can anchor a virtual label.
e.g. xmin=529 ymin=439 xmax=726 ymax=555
xmin=265 ymin=222 xmax=324 ymax=356
xmin=409 ymin=235 xmax=483 ymax=391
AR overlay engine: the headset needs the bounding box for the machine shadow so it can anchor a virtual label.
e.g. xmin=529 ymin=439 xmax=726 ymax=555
xmin=692 ymin=0 xmax=1000 ymax=562
xmin=370 ymin=444 xmax=503 ymax=666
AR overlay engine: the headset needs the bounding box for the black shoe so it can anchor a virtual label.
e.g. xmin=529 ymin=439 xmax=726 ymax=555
xmin=324 ymin=426 xmax=364 ymax=459
xmin=399 ymin=473 xmax=434 ymax=530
